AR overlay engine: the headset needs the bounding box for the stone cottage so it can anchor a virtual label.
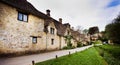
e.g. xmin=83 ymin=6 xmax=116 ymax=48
xmin=70 ymin=29 xmax=81 ymax=46
xmin=52 ymin=18 xmax=77 ymax=48
xmin=43 ymin=10 xmax=60 ymax=50
xmin=0 ymin=0 xmax=82 ymax=55
xmin=0 ymin=0 xmax=53 ymax=54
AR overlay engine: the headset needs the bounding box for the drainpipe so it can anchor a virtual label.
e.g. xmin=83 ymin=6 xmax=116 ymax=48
xmin=46 ymin=33 xmax=48 ymax=50
xmin=59 ymin=36 xmax=61 ymax=49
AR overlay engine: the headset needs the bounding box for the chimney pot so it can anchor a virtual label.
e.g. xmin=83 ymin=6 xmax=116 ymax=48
xmin=59 ymin=18 xmax=62 ymax=23
xmin=72 ymin=27 xmax=74 ymax=30
xmin=46 ymin=9 xmax=50 ymax=16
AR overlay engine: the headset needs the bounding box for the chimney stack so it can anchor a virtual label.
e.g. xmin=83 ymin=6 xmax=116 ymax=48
xmin=46 ymin=9 xmax=50 ymax=16
xmin=59 ymin=18 xmax=62 ymax=23
xmin=72 ymin=27 xmax=74 ymax=30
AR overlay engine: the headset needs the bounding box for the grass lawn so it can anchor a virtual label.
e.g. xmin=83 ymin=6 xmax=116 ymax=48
xmin=36 ymin=47 xmax=107 ymax=65
xmin=95 ymin=45 xmax=120 ymax=65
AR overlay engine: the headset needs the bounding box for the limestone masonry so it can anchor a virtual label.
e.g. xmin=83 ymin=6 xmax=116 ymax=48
xmin=0 ymin=0 xmax=90 ymax=54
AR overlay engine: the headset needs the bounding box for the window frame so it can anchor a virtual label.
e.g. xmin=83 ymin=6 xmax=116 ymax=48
xmin=50 ymin=28 xmax=52 ymax=34
xmin=23 ymin=14 xmax=28 ymax=22
xmin=50 ymin=27 xmax=55 ymax=34
xmin=53 ymin=28 xmax=54 ymax=34
xmin=32 ymin=37 xmax=37 ymax=44
xmin=18 ymin=12 xmax=28 ymax=22
xmin=51 ymin=39 xmax=54 ymax=45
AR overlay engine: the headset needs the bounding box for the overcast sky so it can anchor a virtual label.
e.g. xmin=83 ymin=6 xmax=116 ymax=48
xmin=27 ymin=0 xmax=120 ymax=31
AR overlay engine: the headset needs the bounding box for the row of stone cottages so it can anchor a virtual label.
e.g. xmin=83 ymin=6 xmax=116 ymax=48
xmin=0 ymin=0 xmax=89 ymax=54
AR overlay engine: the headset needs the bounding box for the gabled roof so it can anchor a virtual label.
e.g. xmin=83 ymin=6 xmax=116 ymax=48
xmin=0 ymin=0 xmax=50 ymax=19
xmin=71 ymin=29 xmax=81 ymax=38
xmin=44 ymin=18 xmax=71 ymax=36
xmin=44 ymin=18 xmax=67 ymax=36
xmin=70 ymin=29 xmax=81 ymax=41
xmin=52 ymin=20 xmax=67 ymax=36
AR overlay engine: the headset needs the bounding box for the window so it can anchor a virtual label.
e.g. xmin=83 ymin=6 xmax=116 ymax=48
xmin=50 ymin=28 xmax=55 ymax=34
xmin=32 ymin=37 xmax=37 ymax=43
xmin=67 ymin=31 xmax=70 ymax=35
xmin=23 ymin=14 xmax=28 ymax=21
xmin=18 ymin=13 xmax=23 ymax=21
xmin=52 ymin=28 xmax=54 ymax=34
xmin=51 ymin=39 xmax=54 ymax=45
xmin=18 ymin=12 xmax=28 ymax=22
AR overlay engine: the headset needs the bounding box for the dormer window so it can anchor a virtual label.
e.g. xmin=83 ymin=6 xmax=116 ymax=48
xmin=50 ymin=27 xmax=55 ymax=34
xmin=18 ymin=12 xmax=28 ymax=22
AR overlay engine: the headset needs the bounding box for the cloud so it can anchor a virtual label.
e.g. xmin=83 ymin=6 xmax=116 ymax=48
xmin=27 ymin=0 xmax=120 ymax=31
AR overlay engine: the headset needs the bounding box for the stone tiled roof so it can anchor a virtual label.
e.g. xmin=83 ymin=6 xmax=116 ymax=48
xmin=0 ymin=0 xmax=50 ymax=19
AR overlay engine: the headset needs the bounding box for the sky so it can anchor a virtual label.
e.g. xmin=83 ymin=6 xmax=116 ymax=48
xmin=27 ymin=0 xmax=120 ymax=31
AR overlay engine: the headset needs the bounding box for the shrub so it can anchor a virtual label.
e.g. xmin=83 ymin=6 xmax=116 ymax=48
xmin=72 ymin=46 xmax=76 ymax=49
xmin=67 ymin=43 xmax=72 ymax=47
xmin=94 ymin=40 xmax=102 ymax=44
xmin=77 ymin=42 xmax=83 ymax=47
xmin=62 ymin=46 xmax=75 ymax=49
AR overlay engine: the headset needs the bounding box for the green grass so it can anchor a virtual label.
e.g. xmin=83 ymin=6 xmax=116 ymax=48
xmin=99 ymin=45 xmax=120 ymax=59
xmin=36 ymin=45 xmax=120 ymax=65
xmin=96 ymin=45 xmax=120 ymax=65
xmin=94 ymin=40 xmax=102 ymax=44
xmin=36 ymin=47 xmax=107 ymax=65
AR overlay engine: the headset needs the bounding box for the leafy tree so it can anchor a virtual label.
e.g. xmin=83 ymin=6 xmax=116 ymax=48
xmin=98 ymin=31 xmax=108 ymax=42
xmin=105 ymin=14 xmax=120 ymax=44
xmin=88 ymin=26 xmax=99 ymax=35
xmin=64 ymin=35 xmax=73 ymax=47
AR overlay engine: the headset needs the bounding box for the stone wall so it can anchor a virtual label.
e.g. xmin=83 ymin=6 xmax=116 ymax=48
xmin=0 ymin=3 xmax=46 ymax=54
xmin=0 ymin=2 xmax=79 ymax=55
xmin=60 ymin=37 xmax=67 ymax=48
xmin=45 ymin=22 xmax=60 ymax=50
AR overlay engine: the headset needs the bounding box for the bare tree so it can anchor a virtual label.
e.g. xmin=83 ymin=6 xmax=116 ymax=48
xmin=75 ymin=25 xmax=83 ymax=33
xmin=83 ymin=29 xmax=88 ymax=34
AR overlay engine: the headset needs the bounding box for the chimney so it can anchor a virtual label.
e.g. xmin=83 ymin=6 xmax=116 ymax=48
xmin=72 ymin=27 xmax=74 ymax=30
xmin=59 ymin=18 xmax=62 ymax=23
xmin=46 ymin=9 xmax=50 ymax=16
